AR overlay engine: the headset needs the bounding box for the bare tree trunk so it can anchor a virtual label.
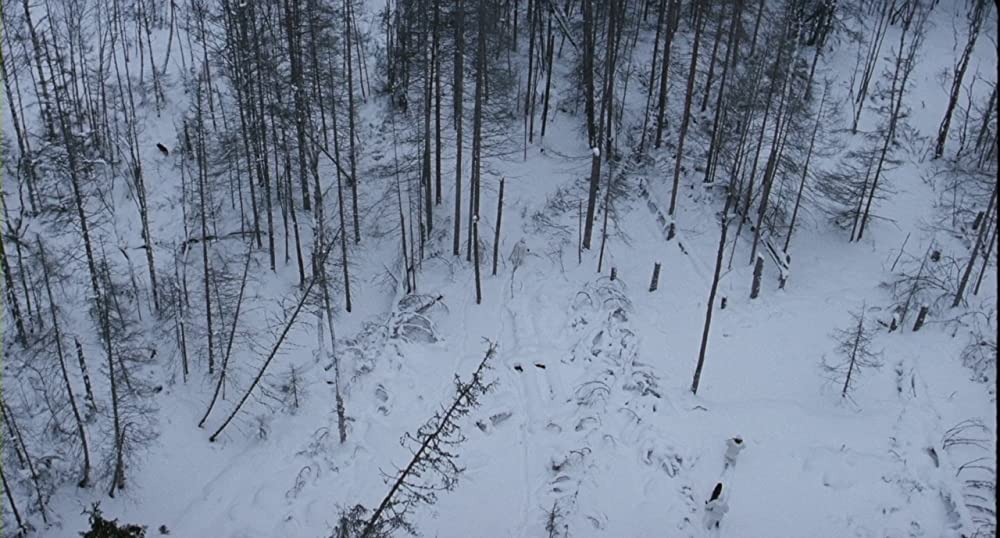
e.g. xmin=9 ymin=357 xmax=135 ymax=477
xmin=692 ymin=192 xmax=733 ymax=395
xmin=0 ymin=43 xmax=40 ymax=213
xmin=0 ymin=463 xmax=27 ymax=535
xmin=666 ymin=0 xmax=705 ymax=240
xmin=73 ymin=337 xmax=98 ymax=414
xmin=343 ymin=3 xmax=359 ymax=244
xmin=453 ymin=0 xmax=465 ymax=256
xmin=750 ymin=254 xmax=764 ymax=299
xmin=841 ymin=310 xmax=864 ymax=397
xmin=471 ymin=0 xmax=487 ymax=302
xmin=749 ymin=40 xmax=797 ymax=262
xmin=912 ymin=304 xmax=929 ymax=332
xmin=20 ymin=0 xmax=55 ymax=136
xmin=539 ymin=8 xmax=555 ymax=141
xmin=702 ymin=0 xmax=743 ymax=185
xmin=953 ymin=182 xmax=997 ymax=307
xmin=934 ymin=0 xmax=989 ymax=159
xmin=654 ymin=0 xmax=679 ymax=149
xmin=972 ymin=209 xmax=996 ymax=295
xmin=282 ymin=0 xmax=313 ymax=216
xmin=468 ymin=2 xmax=487 ymax=262
xmin=321 ymin=243 xmax=349 ymax=443
xmin=360 ymin=345 xmax=495 ymax=537
xmin=649 ymin=262 xmax=662 ymax=291
xmin=195 ymin=89 xmax=216 ymax=376
xmin=49 ymin=43 xmax=104 ymax=331
xmin=784 ymin=86 xmax=827 ymax=253
xmin=973 ymin=84 xmax=996 ymax=153
xmin=284 ymin=131 xmax=308 ymax=288
xmin=0 ymin=232 xmax=27 ymax=344
xmin=492 ymin=177 xmax=505 ymax=276
xmin=210 ymin=274 xmax=318 ymax=442
xmin=250 ymin=4 xmax=277 ymax=270
xmin=1 ymin=398 xmax=48 ymax=523
xmin=422 ymin=21 xmax=434 ymax=234
xmin=583 ymin=147 xmax=602 ymax=249
xmin=474 ymin=216 xmax=483 ymax=304
xmin=225 ymin=3 xmax=263 ymax=248
xmin=433 ymin=0 xmax=443 ymax=204
xmin=597 ymin=162 xmax=614 ymax=273
xmin=699 ymin=2 xmax=725 ymax=113
xmin=38 ymin=239 xmax=91 ymax=487
xmin=639 ymin=0 xmax=667 ymax=153
xmin=524 ymin=0 xmax=538 ymax=149
xmin=95 ymin=257 xmax=125 ymax=498
xmin=2 ymin=389 xmax=29 ymax=468
xmin=857 ymin=2 xmax=926 ymax=241
xmin=174 ymin=262 xmax=191 ymax=384
xmin=199 ymin=249 xmax=252 ymax=428
xmin=581 ymin=0 xmax=597 ymax=146
xmin=850 ymin=0 xmax=891 ymax=134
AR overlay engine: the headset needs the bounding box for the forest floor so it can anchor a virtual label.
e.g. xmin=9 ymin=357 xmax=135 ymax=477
xmin=31 ymin=1 xmax=997 ymax=537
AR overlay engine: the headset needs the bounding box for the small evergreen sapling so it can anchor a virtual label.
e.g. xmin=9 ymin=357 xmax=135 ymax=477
xmin=824 ymin=305 xmax=883 ymax=398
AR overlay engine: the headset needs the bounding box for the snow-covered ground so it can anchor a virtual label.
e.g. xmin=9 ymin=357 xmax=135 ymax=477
xmin=4 ymin=0 xmax=996 ymax=537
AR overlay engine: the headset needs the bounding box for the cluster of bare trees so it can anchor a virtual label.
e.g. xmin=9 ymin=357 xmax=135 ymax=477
xmin=2 ymin=0 xmax=372 ymax=528
xmin=2 ymin=0 xmax=184 ymax=526
xmin=2 ymin=0 xmax=996 ymax=532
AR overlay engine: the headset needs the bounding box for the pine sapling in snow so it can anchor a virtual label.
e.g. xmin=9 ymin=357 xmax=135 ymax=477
xmin=824 ymin=305 xmax=883 ymax=398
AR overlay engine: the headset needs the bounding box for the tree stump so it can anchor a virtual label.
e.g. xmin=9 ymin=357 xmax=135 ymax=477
xmin=750 ymin=255 xmax=764 ymax=299
xmin=912 ymin=305 xmax=929 ymax=332
xmin=649 ymin=262 xmax=661 ymax=292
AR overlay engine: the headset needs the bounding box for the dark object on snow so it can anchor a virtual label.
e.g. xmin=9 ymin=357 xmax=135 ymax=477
xmin=513 ymin=365 xmax=523 ymax=373
xmin=750 ymin=256 xmax=764 ymax=299
xmin=534 ymin=363 xmax=546 ymax=370
xmin=649 ymin=262 xmax=661 ymax=292
xmin=930 ymin=250 xmax=941 ymax=262
xmin=709 ymin=482 xmax=723 ymax=502
xmin=415 ymin=294 xmax=445 ymax=314
xmin=926 ymin=447 xmax=939 ymax=468
xmin=720 ymin=296 xmax=727 ymax=310
xmin=610 ymin=267 xmax=617 ymax=281
xmin=156 ymin=143 xmax=169 ymax=156
xmin=972 ymin=211 xmax=984 ymax=231
xmin=912 ymin=305 xmax=929 ymax=332
xmin=158 ymin=525 xmax=170 ymax=535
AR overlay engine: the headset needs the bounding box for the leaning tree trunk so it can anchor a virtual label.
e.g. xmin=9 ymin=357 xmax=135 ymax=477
xmin=39 ymin=239 xmax=92 ymax=487
xmin=953 ymin=182 xmax=997 ymax=307
xmin=934 ymin=0 xmax=989 ymax=159
xmin=692 ymin=191 xmax=734 ymax=395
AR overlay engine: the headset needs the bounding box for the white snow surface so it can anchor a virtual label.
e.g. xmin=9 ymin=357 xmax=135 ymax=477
xmin=4 ymin=1 xmax=996 ymax=537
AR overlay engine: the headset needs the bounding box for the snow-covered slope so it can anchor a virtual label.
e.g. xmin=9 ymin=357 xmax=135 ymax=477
xmin=3 ymin=0 xmax=996 ymax=537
